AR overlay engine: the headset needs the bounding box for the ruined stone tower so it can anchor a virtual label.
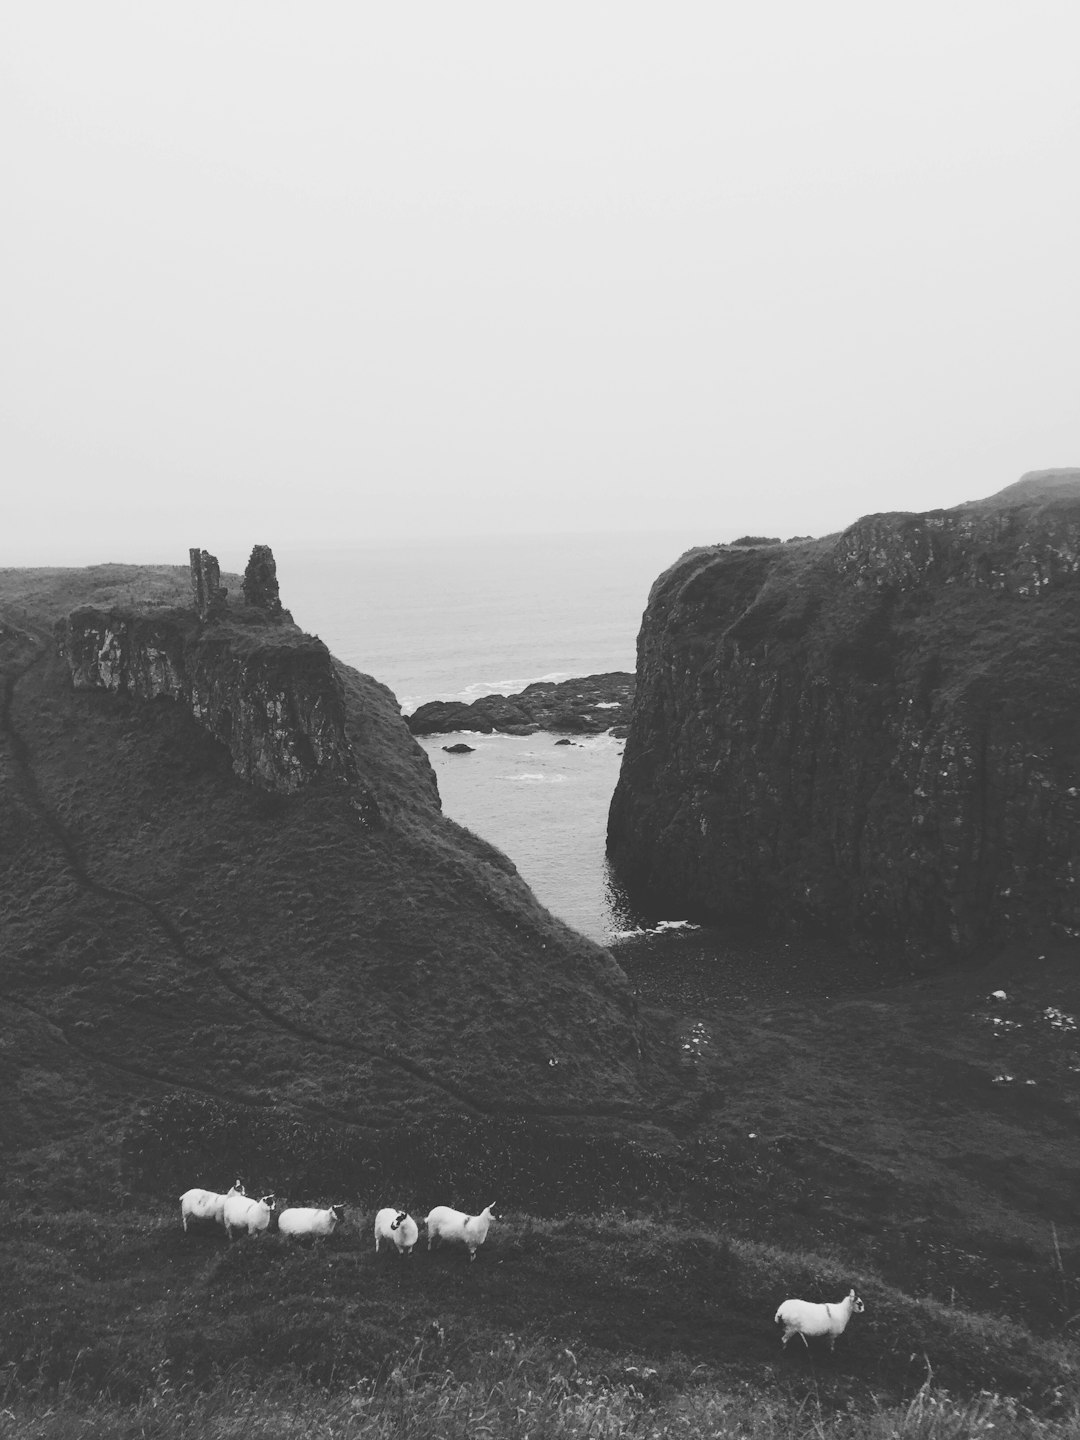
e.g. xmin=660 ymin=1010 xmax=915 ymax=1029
xmin=242 ymin=544 xmax=285 ymax=618
xmin=189 ymin=549 xmax=228 ymax=622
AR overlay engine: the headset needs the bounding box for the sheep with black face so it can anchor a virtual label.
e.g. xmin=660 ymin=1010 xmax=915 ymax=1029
xmin=374 ymin=1207 xmax=419 ymax=1256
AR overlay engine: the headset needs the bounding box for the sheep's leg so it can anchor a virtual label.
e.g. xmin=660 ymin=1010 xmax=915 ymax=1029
xmin=374 ymin=1235 xmax=381 ymax=1254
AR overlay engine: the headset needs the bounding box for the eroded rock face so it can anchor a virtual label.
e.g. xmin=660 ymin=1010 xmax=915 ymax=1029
xmin=57 ymin=607 xmax=367 ymax=801
xmin=607 ymin=473 xmax=1080 ymax=963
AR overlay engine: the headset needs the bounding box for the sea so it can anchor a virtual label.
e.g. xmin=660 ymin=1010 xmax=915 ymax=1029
xmin=276 ymin=531 xmax=905 ymax=1008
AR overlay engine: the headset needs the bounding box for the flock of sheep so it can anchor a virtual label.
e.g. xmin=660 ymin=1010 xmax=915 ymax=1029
xmin=179 ymin=1181 xmax=496 ymax=1262
xmin=179 ymin=1180 xmax=865 ymax=1351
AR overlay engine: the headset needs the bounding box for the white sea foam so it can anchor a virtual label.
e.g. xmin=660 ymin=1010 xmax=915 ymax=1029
xmin=610 ymin=919 xmax=701 ymax=940
xmin=500 ymin=772 xmax=568 ymax=784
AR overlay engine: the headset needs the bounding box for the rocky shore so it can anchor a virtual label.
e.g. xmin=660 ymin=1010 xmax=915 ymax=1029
xmin=406 ymin=671 xmax=635 ymax=737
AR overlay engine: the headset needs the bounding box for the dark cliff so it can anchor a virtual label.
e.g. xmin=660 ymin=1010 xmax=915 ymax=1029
xmin=607 ymin=470 xmax=1080 ymax=963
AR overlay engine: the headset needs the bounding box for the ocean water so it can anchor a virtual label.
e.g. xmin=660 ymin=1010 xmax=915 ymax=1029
xmin=277 ymin=531 xmax=707 ymax=714
xmin=276 ymin=532 xmax=906 ymax=1002
xmin=276 ymin=530 xmax=703 ymax=944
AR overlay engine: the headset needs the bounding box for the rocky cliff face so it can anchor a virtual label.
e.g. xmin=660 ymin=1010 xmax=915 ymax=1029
xmin=607 ymin=471 xmax=1080 ymax=963
xmin=56 ymin=606 xmax=363 ymax=798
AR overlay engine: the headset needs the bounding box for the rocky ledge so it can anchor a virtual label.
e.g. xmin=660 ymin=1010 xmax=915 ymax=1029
xmin=407 ymin=671 xmax=635 ymax=737
xmin=55 ymin=546 xmax=367 ymax=802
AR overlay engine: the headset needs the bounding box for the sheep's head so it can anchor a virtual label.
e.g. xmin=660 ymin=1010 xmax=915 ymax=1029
xmin=483 ymin=1203 xmax=497 ymax=1217
xmin=848 ymin=1290 xmax=865 ymax=1313
xmin=330 ymin=1203 xmax=346 ymax=1222
xmin=259 ymin=1194 xmax=277 ymax=1209
xmin=391 ymin=1211 xmax=408 ymax=1230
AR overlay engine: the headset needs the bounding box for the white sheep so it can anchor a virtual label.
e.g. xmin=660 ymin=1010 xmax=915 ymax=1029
xmin=179 ymin=1179 xmax=246 ymax=1232
xmin=277 ymin=1203 xmax=346 ymax=1239
xmin=775 ymin=1288 xmax=864 ymax=1351
xmin=374 ymin=1207 xmax=419 ymax=1257
xmin=424 ymin=1203 xmax=496 ymax=1261
xmin=223 ymin=1191 xmax=276 ymax=1239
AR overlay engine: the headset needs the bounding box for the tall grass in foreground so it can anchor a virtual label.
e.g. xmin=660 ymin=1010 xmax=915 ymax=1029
xmin=1 ymin=1342 xmax=1075 ymax=1440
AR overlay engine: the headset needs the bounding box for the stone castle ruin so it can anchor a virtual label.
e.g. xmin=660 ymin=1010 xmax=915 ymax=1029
xmin=189 ymin=545 xmax=291 ymax=623
xmin=189 ymin=549 xmax=228 ymax=621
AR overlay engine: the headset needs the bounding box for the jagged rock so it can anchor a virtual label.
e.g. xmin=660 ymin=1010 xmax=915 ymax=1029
xmin=409 ymin=700 xmax=495 ymax=735
xmin=189 ymin=548 xmax=228 ymax=622
xmin=607 ymin=472 xmax=1080 ymax=964
xmin=408 ymin=672 xmax=635 ymax=736
xmin=57 ymin=604 xmax=372 ymax=805
xmin=242 ymin=544 xmax=290 ymax=620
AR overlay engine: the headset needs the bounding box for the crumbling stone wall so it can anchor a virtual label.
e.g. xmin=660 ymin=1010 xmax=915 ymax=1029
xmin=189 ymin=549 xmax=228 ymax=622
xmin=242 ymin=544 xmax=287 ymax=618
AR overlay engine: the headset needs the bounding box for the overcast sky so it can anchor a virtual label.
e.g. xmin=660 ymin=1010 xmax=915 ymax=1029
xmin=4 ymin=1 xmax=1078 ymax=564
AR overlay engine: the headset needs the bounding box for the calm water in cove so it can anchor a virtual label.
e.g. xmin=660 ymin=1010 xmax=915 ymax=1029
xmin=276 ymin=532 xmax=905 ymax=1003
xmin=278 ymin=529 xmax=700 ymax=943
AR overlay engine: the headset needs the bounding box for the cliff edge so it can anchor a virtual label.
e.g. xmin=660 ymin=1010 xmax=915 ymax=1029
xmin=607 ymin=470 xmax=1080 ymax=964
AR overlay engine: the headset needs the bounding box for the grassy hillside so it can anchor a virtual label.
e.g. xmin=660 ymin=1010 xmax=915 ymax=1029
xmin=1 ymin=566 xmax=659 ymax=1145
xmin=2 ymin=563 xmax=1080 ymax=1435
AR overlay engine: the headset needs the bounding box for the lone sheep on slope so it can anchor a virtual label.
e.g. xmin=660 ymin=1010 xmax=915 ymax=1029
xmin=179 ymin=1180 xmax=246 ymax=1232
xmin=424 ymin=1203 xmax=496 ymax=1261
xmin=775 ymin=1288 xmax=864 ymax=1351
xmin=374 ymin=1207 xmax=419 ymax=1256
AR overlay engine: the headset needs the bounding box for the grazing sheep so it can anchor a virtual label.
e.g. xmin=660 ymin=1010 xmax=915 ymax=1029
xmin=179 ymin=1180 xmax=246 ymax=1232
xmin=277 ymin=1204 xmax=346 ymax=1239
xmin=775 ymin=1288 xmax=864 ymax=1351
xmin=424 ymin=1203 xmax=496 ymax=1261
xmin=223 ymin=1191 xmax=276 ymax=1239
xmin=374 ymin=1207 xmax=419 ymax=1257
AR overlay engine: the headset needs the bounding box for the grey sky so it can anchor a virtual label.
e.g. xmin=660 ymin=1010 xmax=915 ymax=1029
xmin=4 ymin=1 xmax=1078 ymax=564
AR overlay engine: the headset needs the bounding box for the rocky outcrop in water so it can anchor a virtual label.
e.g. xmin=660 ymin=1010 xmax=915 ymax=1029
xmin=408 ymin=672 xmax=635 ymax=736
xmin=607 ymin=471 xmax=1080 ymax=963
